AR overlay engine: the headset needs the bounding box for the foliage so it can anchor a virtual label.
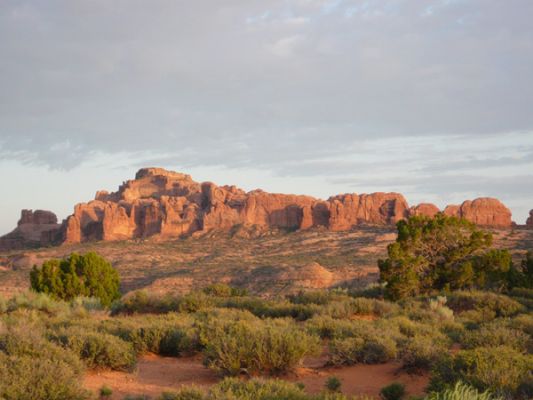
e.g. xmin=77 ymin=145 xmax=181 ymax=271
xmin=425 ymin=381 xmax=502 ymax=400
xmin=49 ymin=326 xmax=136 ymax=371
xmin=329 ymin=336 xmax=397 ymax=365
xmin=380 ymin=382 xmax=405 ymax=400
xmin=0 ymin=322 xmax=89 ymax=400
xmin=378 ymin=215 xmax=512 ymax=300
xmin=100 ymin=385 xmax=113 ymax=398
xmin=209 ymin=377 xmax=308 ymax=400
xmin=200 ymin=317 xmax=320 ymax=375
xmin=429 ymin=346 xmax=533 ymax=397
xmin=325 ymin=376 xmax=342 ymax=392
xmin=30 ymin=252 xmax=120 ymax=306
xmin=459 ymin=323 xmax=530 ymax=353
xmin=400 ymin=334 xmax=449 ymax=371
xmin=203 ymin=283 xmax=248 ymax=297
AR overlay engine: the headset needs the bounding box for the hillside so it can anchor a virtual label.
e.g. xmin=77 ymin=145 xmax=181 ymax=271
xmin=2 ymin=225 xmax=533 ymax=299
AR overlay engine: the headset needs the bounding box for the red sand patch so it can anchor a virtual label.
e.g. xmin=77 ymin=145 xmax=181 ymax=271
xmin=84 ymin=353 xmax=218 ymax=399
xmin=84 ymin=353 xmax=429 ymax=399
xmin=291 ymin=363 xmax=429 ymax=398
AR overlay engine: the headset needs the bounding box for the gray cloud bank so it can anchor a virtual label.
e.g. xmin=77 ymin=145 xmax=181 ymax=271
xmin=0 ymin=0 xmax=532 ymax=223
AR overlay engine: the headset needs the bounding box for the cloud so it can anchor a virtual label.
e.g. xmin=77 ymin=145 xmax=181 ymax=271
xmin=0 ymin=0 xmax=532 ymax=224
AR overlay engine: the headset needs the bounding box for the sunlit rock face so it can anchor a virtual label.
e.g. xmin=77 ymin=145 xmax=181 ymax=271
xmin=0 ymin=168 xmax=516 ymax=249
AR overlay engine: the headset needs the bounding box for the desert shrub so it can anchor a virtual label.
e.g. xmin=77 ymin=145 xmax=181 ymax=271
xmin=349 ymin=284 xmax=384 ymax=299
xmin=510 ymin=287 xmax=533 ymax=300
xmin=325 ymin=376 xmax=342 ymax=392
xmin=426 ymin=381 xmax=502 ymax=400
xmin=321 ymin=297 xmax=398 ymax=319
xmin=510 ymin=313 xmax=533 ymax=336
xmin=106 ymin=314 xmax=198 ymax=356
xmin=100 ymin=385 xmax=113 ymax=398
xmin=178 ymin=291 xmax=215 ymax=313
xmin=203 ymin=283 xmax=247 ymax=297
xmin=0 ymin=320 xmax=89 ymax=399
xmin=0 ymin=297 xmax=6 ymax=314
xmin=201 ymin=318 xmax=320 ymax=375
xmin=400 ymin=333 xmax=449 ymax=371
xmin=49 ymin=326 xmax=136 ymax=371
xmin=329 ymin=336 xmax=397 ymax=365
xmin=380 ymin=382 xmax=405 ymax=400
xmin=30 ymin=252 xmax=120 ymax=306
xmin=428 ymin=296 xmax=454 ymax=321
xmin=439 ymin=320 xmax=466 ymax=342
xmin=0 ymin=353 xmax=91 ymax=400
xmin=429 ymin=346 xmax=533 ymax=397
xmin=0 ymin=322 xmax=84 ymax=375
xmin=219 ymin=297 xmax=318 ymax=321
xmin=393 ymin=316 xmax=444 ymax=338
xmin=447 ymin=291 xmax=524 ymax=320
xmin=71 ymin=296 xmax=104 ymax=312
xmin=6 ymin=291 xmax=71 ymax=316
xmin=287 ymin=290 xmax=345 ymax=305
xmin=158 ymin=388 xmax=205 ymax=400
xmin=305 ymin=315 xmax=366 ymax=339
xmin=209 ymin=377 xmax=308 ymax=400
xmin=460 ymin=323 xmax=530 ymax=353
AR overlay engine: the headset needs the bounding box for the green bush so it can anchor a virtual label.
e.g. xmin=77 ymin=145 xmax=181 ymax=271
xmin=0 ymin=353 xmax=91 ymax=400
xmin=380 ymin=382 xmax=405 ymax=400
xmin=378 ymin=214 xmax=502 ymax=300
xmin=30 ymin=252 xmax=120 ymax=306
xmin=429 ymin=346 xmax=533 ymax=397
xmin=49 ymin=326 xmax=136 ymax=371
xmin=325 ymin=376 xmax=342 ymax=392
xmin=329 ymin=336 xmax=397 ymax=365
xmin=426 ymin=381 xmax=502 ymax=400
xmin=320 ymin=298 xmax=398 ymax=319
xmin=6 ymin=291 xmax=71 ymax=316
xmin=400 ymin=334 xmax=449 ymax=371
xmin=0 ymin=321 xmax=89 ymax=400
xmin=203 ymin=283 xmax=247 ymax=297
xmin=158 ymin=388 xmax=205 ymax=400
xmin=447 ymin=291 xmax=524 ymax=320
xmin=460 ymin=324 xmax=530 ymax=353
xmin=510 ymin=313 xmax=533 ymax=336
xmin=201 ymin=318 xmax=320 ymax=375
xmin=0 ymin=296 xmax=6 ymax=314
xmin=209 ymin=377 xmax=308 ymax=400
xmin=100 ymin=385 xmax=113 ymax=397
xmin=104 ymin=314 xmax=198 ymax=356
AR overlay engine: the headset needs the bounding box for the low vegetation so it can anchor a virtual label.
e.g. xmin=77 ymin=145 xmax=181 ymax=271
xmin=0 ymin=215 xmax=532 ymax=399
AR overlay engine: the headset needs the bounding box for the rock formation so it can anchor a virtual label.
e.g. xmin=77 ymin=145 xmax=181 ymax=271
xmin=527 ymin=210 xmax=533 ymax=228
xmin=443 ymin=198 xmax=512 ymax=228
xmin=408 ymin=203 xmax=440 ymax=218
xmin=0 ymin=168 xmax=517 ymax=249
xmin=0 ymin=210 xmax=61 ymax=250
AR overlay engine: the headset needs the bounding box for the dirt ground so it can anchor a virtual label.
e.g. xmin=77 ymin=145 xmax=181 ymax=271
xmin=84 ymin=352 xmax=429 ymax=399
xmin=3 ymin=226 xmax=533 ymax=299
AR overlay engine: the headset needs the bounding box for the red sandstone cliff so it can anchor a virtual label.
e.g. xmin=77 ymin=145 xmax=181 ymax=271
xmin=0 ymin=168 xmax=517 ymax=249
xmin=0 ymin=210 xmax=62 ymax=250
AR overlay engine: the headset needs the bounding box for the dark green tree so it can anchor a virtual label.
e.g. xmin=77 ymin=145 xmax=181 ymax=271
xmin=378 ymin=214 xmax=512 ymax=300
xmin=30 ymin=252 xmax=120 ymax=306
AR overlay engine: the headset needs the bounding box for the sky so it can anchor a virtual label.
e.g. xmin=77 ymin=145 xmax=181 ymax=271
xmin=1 ymin=0 xmax=533 ymax=235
